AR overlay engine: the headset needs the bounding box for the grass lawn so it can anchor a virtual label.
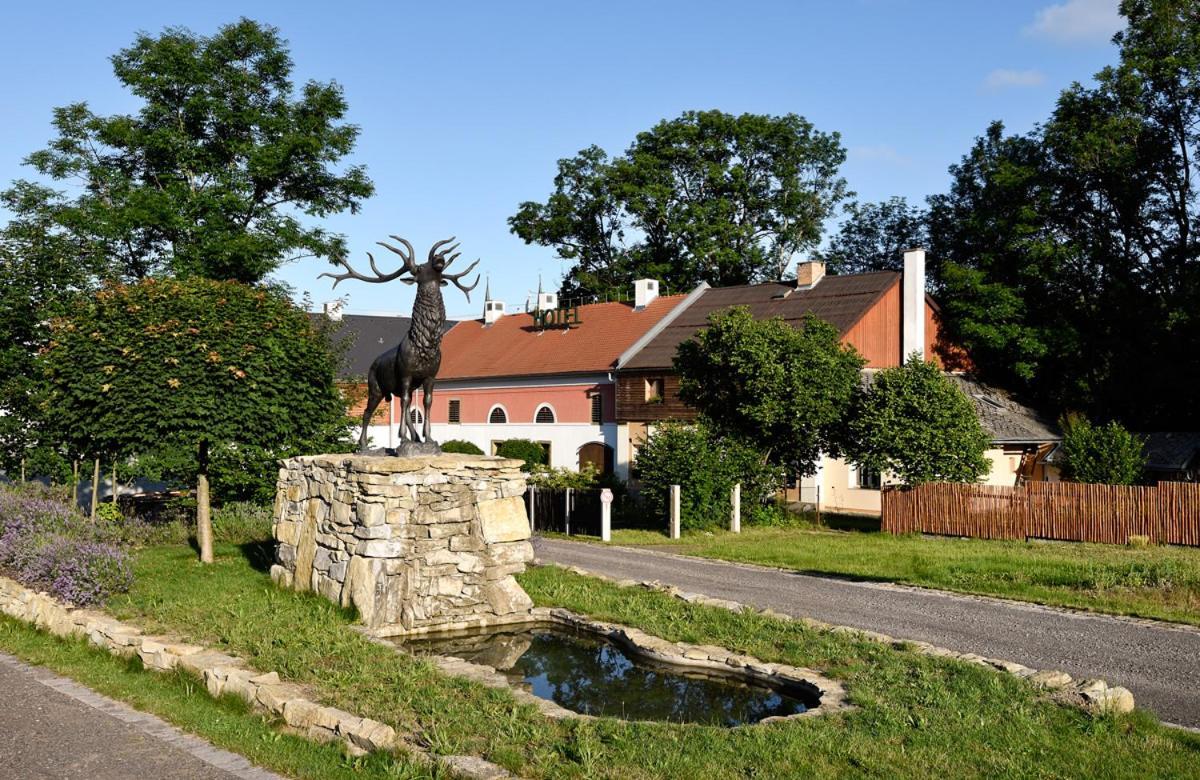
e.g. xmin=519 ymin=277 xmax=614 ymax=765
xmin=88 ymin=540 xmax=1200 ymax=779
xmin=590 ymin=522 xmax=1200 ymax=626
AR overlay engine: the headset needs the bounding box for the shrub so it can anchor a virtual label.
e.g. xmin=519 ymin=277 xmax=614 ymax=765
xmin=528 ymin=464 xmax=601 ymax=490
xmin=441 ymin=439 xmax=484 ymax=455
xmin=494 ymin=439 xmax=549 ymax=471
xmin=1059 ymin=415 xmax=1146 ymax=485
xmin=211 ymin=501 xmax=273 ymax=544
xmin=636 ymin=423 xmax=783 ymax=531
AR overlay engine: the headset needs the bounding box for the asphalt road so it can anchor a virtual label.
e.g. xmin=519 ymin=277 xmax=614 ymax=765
xmin=534 ymin=537 xmax=1200 ymax=729
xmin=0 ymin=653 xmax=283 ymax=780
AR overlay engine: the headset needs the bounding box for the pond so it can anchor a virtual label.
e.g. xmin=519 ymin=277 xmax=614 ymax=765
xmin=401 ymin=624 xmax=817 ymax=727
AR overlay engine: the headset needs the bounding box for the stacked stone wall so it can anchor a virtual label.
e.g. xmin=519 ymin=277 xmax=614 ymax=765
xmin=272 ymin=453 xmax=535 ymax=634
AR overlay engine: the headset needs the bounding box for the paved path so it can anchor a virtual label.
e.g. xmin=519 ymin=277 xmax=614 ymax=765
xmin=0 ymin=653 xmax=284 ymax=780
xmin=534 ymin=537 xmax=1200 ymax=729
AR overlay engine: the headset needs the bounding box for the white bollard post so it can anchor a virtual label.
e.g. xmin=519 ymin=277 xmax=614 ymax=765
xmin=600 ymin=488 xmax=613 ymax=542
xmin=669 ymin=484 xmax=681 ymax=539
xmin=731 ymin=482 xmax=741 ymax=533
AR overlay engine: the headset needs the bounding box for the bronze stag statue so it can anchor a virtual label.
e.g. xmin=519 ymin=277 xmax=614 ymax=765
xmin=321 ymin=236 xmax=479 ymax=454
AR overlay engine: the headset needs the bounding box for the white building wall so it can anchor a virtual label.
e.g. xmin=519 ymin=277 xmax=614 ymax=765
xmin=361 ymin=422 xmax=618 ymax=470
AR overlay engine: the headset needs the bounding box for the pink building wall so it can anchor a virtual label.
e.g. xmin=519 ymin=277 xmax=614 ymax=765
xmin=382 ymin=382 xmax=614 ymax=425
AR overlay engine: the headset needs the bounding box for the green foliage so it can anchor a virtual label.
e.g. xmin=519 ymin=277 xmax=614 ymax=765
xmin=527 ymin=464 xmax=600 ymax=490
xmin=1059 ymin=415 xmax=1146 ymax=485
xmin=440 ymin=439 xmax=484 ymax=455
xmin=211 ymin=501 xmax=273 ymax=545
xmin=10 ymin=18 xmax=372 ymax=284
xmin=494 ymin=439 xmax=548 ymax=471
xmin=847 ymin=355 xmax=991 ymax=486
xmin=41 ymin=277 xmax=351 ymax=501
xmin=816 ymin=197 xmax=928 ymax=276
xmin=675 ymin=306 xmax=865 ymax=477
xmin=635 ymin=422 xmax=783 ymax=531
xmin=510 ymin=110 xmax=848 ymax=299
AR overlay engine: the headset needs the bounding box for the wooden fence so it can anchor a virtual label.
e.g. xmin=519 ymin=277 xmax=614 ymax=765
xmin=881 ymin=481 xmax=1200 ymax=547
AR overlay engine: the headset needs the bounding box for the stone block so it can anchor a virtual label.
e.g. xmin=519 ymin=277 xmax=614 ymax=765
xmin=477 ymin=497 xmax=531 ymax=543
xmin=484 ymin=578 xmax=534 ymax=615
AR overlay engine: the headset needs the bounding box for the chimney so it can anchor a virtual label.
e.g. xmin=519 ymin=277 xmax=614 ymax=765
xmin=537 ymin=290 xmax=558 ymax=310
xmin=634 ymin=279 xmax=659 ymax=309
xmin=795 ymin=261 xmax=825 ymax=289
xmin=322 ymin=299 xmax=344 ymax=321
xmin=902 ymin=248 xmax=926 ymax=362
xmin=484 ymin=299 xmax=505 ymax=325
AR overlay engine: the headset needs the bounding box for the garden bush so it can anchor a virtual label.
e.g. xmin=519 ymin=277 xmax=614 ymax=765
xmin=636 ymin=422 xmax=784 ymax=531
xmin=494 ymin=439 xmax=549 ymax=471
xmin=0 ymin=484 xmax=132 ymax=606
xmin=441 ymin=439 xmax=484 ymax=455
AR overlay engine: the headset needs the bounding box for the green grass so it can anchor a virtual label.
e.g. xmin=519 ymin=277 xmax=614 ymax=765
xmin=94 ymin=540 xmax=1200 ymax=779
xmin=588 ymin=522 xmax=1200 ymax=626
xmin=0 ymin=616 xmax=432 ymax=779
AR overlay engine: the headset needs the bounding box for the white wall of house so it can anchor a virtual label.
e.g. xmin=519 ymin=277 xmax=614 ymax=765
xmin=362 ymin=421 xmax=618 ymax=470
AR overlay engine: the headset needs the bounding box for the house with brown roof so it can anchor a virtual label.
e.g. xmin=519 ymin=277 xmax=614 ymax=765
xmin=612 ymin=251 xmax=1060 ymax=514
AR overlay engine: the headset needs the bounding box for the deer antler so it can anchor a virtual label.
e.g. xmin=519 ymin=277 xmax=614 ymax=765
xmin=443 ymin=258 xmax=481 ymax=302
xmin=376 ymin=236 xmax=420 ymax=276
xmin=428 ymin=237 xmax=461 ymax=266
xmin=319 ymin=250 xmax=413 ymax=288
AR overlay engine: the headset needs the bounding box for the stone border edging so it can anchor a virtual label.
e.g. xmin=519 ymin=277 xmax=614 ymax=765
xmin=0 ymin=575 xmax=516 ymax=780
xmin=540 ymin=561 xmax=1137 ymax=717
xmin=385 ymin=606 xmax=851 ymax=726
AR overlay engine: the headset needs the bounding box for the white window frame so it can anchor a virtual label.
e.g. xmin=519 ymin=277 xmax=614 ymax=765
xmin=487 ymin=404 xmax=509 ymax=424
xmin=534 ymin=403 xmax=557 ymax=424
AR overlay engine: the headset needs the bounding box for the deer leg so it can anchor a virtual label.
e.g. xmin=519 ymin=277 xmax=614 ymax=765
xmin=422 ymin=377 xmax=435 ymax=443
xmin=398 ymin=375 xmax=412 ymax=444
xmin=359 ymin=388 xmax=383 ymax=452
xmin=405 ymin=388 xmax=422 ymax=442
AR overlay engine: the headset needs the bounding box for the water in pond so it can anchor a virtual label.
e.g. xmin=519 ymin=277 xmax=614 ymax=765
xmin=402 ymin=625 xmax=815 ymax=726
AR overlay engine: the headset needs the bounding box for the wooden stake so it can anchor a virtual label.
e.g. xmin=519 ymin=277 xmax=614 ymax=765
xmin=90 ymin=458 xmax=100 ymax=521
xmin=196 ymin=440 xmax=214 ymax=564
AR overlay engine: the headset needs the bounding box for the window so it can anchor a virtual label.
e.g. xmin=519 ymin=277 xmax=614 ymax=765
xmin=408 ymin=407 xmax=424 ymax=427
xmin=590 ymin=393 xmax=603 ymax=424
xmin=535 ymin=405 xmax=556 ymax=424
xmin=644 ymin=377 xmax=664 ymax=402
xmin=488 ymin=406 xmax=507 ymax=424
xmin=447 ymin=399 xmax=461 ymax=424
xmin=856 ymin=467 xmax=882 ymax=490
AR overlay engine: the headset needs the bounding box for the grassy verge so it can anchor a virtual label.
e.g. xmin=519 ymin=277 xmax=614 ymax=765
xmin=0 ymin=615 xmax=430 ymax=779
xmin=577 ymin=523 xmax=1200 ymax=626
xmin=99 ymin=541 xmax=1199 ymax=779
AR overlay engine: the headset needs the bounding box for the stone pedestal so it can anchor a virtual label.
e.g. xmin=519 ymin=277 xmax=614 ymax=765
xmin=271 ymin=453 xmax=535 ymax=635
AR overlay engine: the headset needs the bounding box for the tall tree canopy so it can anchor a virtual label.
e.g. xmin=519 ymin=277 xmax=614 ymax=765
xmin=817 ymin=197 xmax=928 ymax=276
xmin=42 ymin=278 xmax=350 ymax=562
xmin=674 ymin=306 xmax=865 ymax=477
xmin=510 ymin=110 xmax=848 ymax=300
xmin=10 ymin=17 xmax=373 ymax=284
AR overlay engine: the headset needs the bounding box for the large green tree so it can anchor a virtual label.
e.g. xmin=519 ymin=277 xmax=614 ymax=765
xmin=846 ymin=355 xmax=991 ymax=486
xmin=1058 ymin=415 xmax=1146 ymax=485
xmin=817 ymin=197 xmax=928 ymax=276
xmin=511 ymin=110 xmax=848 ymax=299
xmin=674 ymin=306 xmax=865 ymax=477
xmin=10 ymin=18 xmax=373 ymax=284
xmin=42 ymin=278 xmax=350 ymax=562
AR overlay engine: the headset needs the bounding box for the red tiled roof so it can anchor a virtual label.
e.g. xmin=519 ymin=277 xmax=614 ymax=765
xmin=438 ymin=295 xmax=686 ymax=380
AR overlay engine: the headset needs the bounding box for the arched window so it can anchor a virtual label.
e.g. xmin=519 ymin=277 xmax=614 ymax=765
xmin=535 ymin=404 xmax=556 ymax=424
xmin=488 ymin=405 xmax=508 ymax=424
xmin=408 ymin=407 xmax=424 ymax=427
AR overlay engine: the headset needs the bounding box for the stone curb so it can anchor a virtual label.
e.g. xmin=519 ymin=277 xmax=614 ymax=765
xmin=542 ymin=561 xmax=1136 ymax=717
xmin=0 ymin=575 xmax=516 ymax=780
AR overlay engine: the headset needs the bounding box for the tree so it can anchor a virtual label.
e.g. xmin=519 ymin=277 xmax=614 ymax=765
xmin=9 ymin=18 xmax=373 ymax=284
xmin=846 ymin=355 xmax=991 ymax=486
xmin=42 ymin=278 xmax=350 ymax=562
xmin=817 ymin=197 xmax=928 ymax=276
xmin=511 ymin=110 xmax=848 ymax=299
xmin=635 ymin=422 xmax=782 ymax=531
xmin=494 ymin=439 xmax=549 ymax=471
xmin=674 ymin=306 xmax=865 ymax=477
xmin=1058 ymin=415 xmax=1146 ymax=485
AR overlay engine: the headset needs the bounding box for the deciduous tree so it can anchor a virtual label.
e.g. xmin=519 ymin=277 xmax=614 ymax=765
xmin=1058 ymin=415 xmax=1146 ymax=485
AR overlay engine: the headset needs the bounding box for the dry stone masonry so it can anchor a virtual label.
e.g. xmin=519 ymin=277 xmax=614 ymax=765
xmin=271 ymin=453 xmax=535 ymax=635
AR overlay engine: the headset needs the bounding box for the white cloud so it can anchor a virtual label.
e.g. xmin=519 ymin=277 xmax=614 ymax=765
xmin=1025 ymin=0 xmax=1123 ymax=44
xmin=849 ymin=144 xmax=911 ymax=166
xmin=984 ymin=68 xmax=1047 ymax=90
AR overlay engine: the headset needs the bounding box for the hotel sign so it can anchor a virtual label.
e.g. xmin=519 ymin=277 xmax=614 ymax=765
xmin=532 ymin=306 xmax=582 ymax=329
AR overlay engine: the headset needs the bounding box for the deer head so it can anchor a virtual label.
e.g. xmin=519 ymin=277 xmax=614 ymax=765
xmin=320 ymin=236 xmax=481 ymax=301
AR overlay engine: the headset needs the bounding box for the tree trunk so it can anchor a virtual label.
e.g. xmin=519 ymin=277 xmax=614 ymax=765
xmin=90 ymin=458 xmax=100 ymax=521
xmin=196 ymin=440 xmax=214 ymax=564
xmin=72 ymin=460 xmax=80 ymax=507
xmin=19 ymin=457 xmax=25 ymax=483
xmin=111 ymin=462 xmax=118 ymax=505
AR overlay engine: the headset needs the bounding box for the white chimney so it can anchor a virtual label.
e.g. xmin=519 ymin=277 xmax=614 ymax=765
xmin=537 ymin=290 xmax=558 ymax=310
xmin=902 ymin=248 xmax=926 ymax=362
xmin=795 ymin=261 xmax=825 ymax=288
xmin=484 ymin=299 xmax=506 ymax=325
xmin=322 ymin=299 xmax=344 ymax=321
xmin=634 ymin=279 xmax=659 ymax=309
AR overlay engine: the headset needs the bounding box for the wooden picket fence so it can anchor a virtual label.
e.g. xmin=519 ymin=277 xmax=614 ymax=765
xmin=881 ymin=481 xmax=1200 ymax=547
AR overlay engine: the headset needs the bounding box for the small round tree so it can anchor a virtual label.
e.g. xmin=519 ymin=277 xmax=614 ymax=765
xmin=1058 ymin=415 xmax=1145 ymax=485
xmin=494 ymin=439 xmax=549 ymax=471
xmin=42 ymin=278 xmax=349 ymax=562
xmin=847 ymin=355 xmax=991 ymax=486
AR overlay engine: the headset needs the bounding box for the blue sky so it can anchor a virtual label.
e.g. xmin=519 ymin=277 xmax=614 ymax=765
xmin=0 ymin=0 xmax=1122 ymax=317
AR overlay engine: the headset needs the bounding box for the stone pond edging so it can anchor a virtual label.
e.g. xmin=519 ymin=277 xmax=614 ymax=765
xmin=0 ymin=575 xmax=516 ymax=780
xmin=542 ymin=562 xmax=1137 ymax=717
xmin=383 ymin=605 xmax=851 ymax=725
